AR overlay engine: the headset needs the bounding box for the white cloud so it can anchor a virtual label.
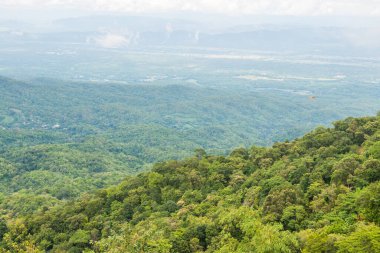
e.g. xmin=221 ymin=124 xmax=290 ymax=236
xmin=1 ymin=0 xmax=380 ymax=16
xmin=88 ymin=33 xmax=139 ymax=48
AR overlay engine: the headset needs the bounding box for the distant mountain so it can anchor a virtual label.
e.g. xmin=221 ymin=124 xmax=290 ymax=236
xmin=1 ymin=15 xmax=379 ymax=56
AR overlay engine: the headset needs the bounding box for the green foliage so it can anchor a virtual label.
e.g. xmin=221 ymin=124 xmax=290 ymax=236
xmin=0 ymin=115 xmax=380 ymax=252
xmin=357 ymin=182 xmax=380 ymax=224
xmin=1 ymin=75 xmax=380 ymax=216
xmin=368 ymin=142 xmax=380 ymax=159
xmin=336 ymin=223 xmax=380 ymax=253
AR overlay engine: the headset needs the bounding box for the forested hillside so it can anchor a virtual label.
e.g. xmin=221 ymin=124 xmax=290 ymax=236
xmin=1 ymin=74 xmax=380 ymax=204
xmin=1 ymin=114 xmax=379 ymax=252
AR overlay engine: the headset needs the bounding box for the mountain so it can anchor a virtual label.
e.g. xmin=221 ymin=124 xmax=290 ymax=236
xmin=1 ymin=114 xmax=379 ymax=252
xmin=1 ymin=15 xmax=380 ymax=56
xmin=0 ymin=75 xmax=379 ymax=203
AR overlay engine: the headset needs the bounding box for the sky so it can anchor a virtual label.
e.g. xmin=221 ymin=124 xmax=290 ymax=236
xmin=1 ymin=0 xmax=380 ymax=16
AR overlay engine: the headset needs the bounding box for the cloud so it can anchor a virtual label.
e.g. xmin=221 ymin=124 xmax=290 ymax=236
xmin=89 ymin=33 xmax=139 ymax=48
xmin=1 ymin=0 xmax=380 ymax=16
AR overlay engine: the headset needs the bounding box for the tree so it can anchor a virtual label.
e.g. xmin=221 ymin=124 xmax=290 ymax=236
xmin=281 ymin=205 xmax=307 ymax=231
xmin=263 ymin=186 xmax=304 ymax=220
xmin=357 ymin=182 xmax=380 ymax=224
xmin=336 ymin=223 xmax=380 ymax=253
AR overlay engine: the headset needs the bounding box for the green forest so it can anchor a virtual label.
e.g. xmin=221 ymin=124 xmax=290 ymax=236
xmin=2 ymin=74 xmax=379 ymax=205
xmin=1 ymin=114 xmax=379 ymax=252
xmin=1 ymin=5 xmax=380 ymax=253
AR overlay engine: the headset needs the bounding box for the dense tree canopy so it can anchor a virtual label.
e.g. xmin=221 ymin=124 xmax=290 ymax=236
xmin=1 ymin=114 xmax=379 ymax=252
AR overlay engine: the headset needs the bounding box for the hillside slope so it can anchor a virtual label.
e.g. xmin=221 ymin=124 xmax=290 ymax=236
xmin=1 ymin=114 xmax=380 ymax=252
xmin=4 ymin=74 xmax=380 ymax=203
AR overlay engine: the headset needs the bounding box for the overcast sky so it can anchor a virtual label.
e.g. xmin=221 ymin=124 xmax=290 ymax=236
xmin=1 ymin=0 xmax=379 ymax=16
